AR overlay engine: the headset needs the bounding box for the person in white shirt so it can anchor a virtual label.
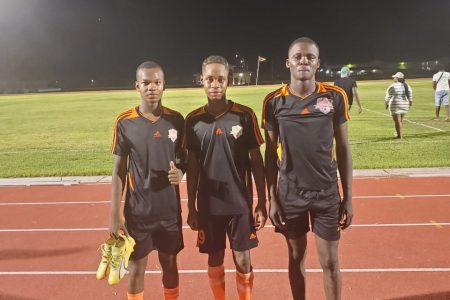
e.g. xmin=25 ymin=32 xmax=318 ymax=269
xmin=432 ymin=65 xmax=450 ymax=122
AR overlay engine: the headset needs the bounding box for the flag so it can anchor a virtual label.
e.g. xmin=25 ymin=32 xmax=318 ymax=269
xmin=258 ymin=56 xmax=267 ymax=62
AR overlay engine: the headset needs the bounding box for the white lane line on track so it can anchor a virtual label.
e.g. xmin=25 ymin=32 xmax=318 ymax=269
xmin=1 ymin=268 xmax=449 ymax=275
xmin=364 ymin=108 xmax=445 ymax=132
xmin=1 ymin=222 xmax=450 ymax=232
xmin=1 ymin=194 xmax=450 ymax=205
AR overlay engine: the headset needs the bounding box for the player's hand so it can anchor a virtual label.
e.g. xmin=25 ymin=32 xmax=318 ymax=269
xmin=109 ymin=215 xmax=128 ymax=239
xmin=168 ymin=161 xmax=183 ymax=185
xmin=339 ymin=198 xmax=353 ymax=230
xmin=358 ymin=106 xmax=362 ymax=114
xmin=254 ymin=203 xmax=268 ymax=230
xmin=269 ymin=198 xmax=285 ymax=228
xmin=187 ymin=209 xmax=199 ymax=231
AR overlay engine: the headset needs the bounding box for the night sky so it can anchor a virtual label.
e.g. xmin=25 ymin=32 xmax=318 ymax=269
xmin=1 ymin=0 xmax=449 ymax=87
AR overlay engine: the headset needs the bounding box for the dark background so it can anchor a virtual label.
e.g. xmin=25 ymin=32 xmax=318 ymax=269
xmin=0 ymin=0 xmax=449 ymax=88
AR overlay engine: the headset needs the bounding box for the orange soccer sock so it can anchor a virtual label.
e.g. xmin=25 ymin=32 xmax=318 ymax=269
xmin=236 ymin=270 xmax=254 ymax=300
xmin=208 ymin=265 xmax=226 ymax=300
xmin=163 ymin=286 xmax=179 ymax=300
xmin=127 ymin=291 xmax=144 ymax=300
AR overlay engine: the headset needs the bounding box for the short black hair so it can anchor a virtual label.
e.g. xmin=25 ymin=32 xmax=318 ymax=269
xmin=136 ymin=61 xmax=164 ymax=80
xmin=288 ymin=37 xmax=320 ymax=56
xmin=202 ymin=55 xmax=229 ymax=73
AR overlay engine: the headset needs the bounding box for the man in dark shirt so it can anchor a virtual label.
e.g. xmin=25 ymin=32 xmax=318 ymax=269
xmin=263 ymin=38 xmax=353 ymax=300
xmin=334 ymin=66 xmax=362 ymax=113
xmin=110 ymin=61 xmax=185 ymax=300
xmin=185 ymin=55 xmax=267 ymax=300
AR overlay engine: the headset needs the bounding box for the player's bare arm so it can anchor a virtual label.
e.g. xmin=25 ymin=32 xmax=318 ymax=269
xmin=334 ymin=122 xmax=353 ymax=230
xmin=264 ymin=129 xmax=285 ymax=227
xmin=352 ymin=87 xmax=362 ymax=114
xmin=186 ymin=151 xmax=200 ymax=230
xmin=110 ymin=154 xmax=128 ymax=238
xmin=249 ymin=147 xmax=267 ymax=230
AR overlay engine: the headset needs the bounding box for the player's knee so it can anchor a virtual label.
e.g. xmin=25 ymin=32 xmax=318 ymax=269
xmin=233 ymin=251 xmax=251 ymax=273
xmin=159 ymin=254 xmax=178 ymax=271
xmin=319 ymin=256 xmax=339 ymax=272
xmin=128 ymin=259 xmax=147 ymax=279
xmin=288 ymin=245 xmax=307 ymax=265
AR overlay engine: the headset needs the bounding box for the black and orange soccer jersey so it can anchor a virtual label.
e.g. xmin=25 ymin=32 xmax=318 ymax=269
xmin=184 ymin=101 xmax=264 ymax=215
xmin=111 ymin=106 xmax=185 ymax=222
xmin=262 ymin=83 xmax=349 ymax=211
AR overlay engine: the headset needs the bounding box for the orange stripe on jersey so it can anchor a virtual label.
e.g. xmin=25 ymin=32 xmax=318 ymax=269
xmin=321 ymin=83 xmax=351 ymax=121
xmin=261 ymin=85 xmax=285 ymax=128
xmin=111 ymin=107 xmax=139 ymax=154
xmin=231 ymin=103 xmax=264 ymax=145
xmin=128 ymin=172 xmax=135 ymax=191
xmin=317 ymin=82 xmax=328 ymax=93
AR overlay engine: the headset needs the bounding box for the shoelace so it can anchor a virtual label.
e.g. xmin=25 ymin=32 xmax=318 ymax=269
xmin=110 ymin=249 xmax=124 ymax=269
xmin=100 ymin=246 xmax=111 ymax=263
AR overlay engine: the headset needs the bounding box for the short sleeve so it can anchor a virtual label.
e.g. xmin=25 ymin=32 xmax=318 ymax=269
xmin=333 ymin=91 xmax=350 ymax=126
xmin=111 ymin=121 xmax=129 ymax=156
xmin=243 ymin=109 xmax=264 ymax=150
xmin=262 ymin=97 xmax=278 ymax=132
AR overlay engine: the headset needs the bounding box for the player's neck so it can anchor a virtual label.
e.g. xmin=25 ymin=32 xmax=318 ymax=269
xmin=289 ymin=79 xmax=316 ymax=98
xmin=206 ymin=98 xmax=229 ymax=116
xmin=139 ymin=102 xmax=162 ymax=121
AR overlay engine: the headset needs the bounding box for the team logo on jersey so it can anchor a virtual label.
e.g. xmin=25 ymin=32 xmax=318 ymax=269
xmin=230 ymin=125 xmax=243 ymax=139
xmin=168 ymin=128 xmax=178 ymax=142
xmin=153 ymin=131 xmax=161 ymax=138
xmin=314 ymin=97 xmax=334 ymax=114
xmin=215 ymin=128 xmax=223 ymax=135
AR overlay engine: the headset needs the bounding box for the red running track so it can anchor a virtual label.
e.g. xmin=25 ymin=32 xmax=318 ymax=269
xmin=0 ymin=176 xmax=449 ymax=299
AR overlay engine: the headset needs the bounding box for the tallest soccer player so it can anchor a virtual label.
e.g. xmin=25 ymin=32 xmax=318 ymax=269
xmin=262 ymin=37 xmax=353 ymax=300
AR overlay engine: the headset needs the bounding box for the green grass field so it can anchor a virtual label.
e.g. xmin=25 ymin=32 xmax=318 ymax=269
xmin=0 ymin=78 xmax=449 ymax=178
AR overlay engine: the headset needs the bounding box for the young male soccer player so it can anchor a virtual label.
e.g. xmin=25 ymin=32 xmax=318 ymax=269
xmin=262 ymin=37 xmax=353 ymax=300
xmin=110 ymin=61 xmax=185 ymax=300
xmin=184 ymin=55 xmax=267 ymax=300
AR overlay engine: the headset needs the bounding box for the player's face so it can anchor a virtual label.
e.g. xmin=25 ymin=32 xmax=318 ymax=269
xmin=201 ymin=63 xmax=228 ymax=101
xmin=286 ymin=42 xmax=320 ymax=81
xmin=135 ymin=68 xmax=165 ymax=106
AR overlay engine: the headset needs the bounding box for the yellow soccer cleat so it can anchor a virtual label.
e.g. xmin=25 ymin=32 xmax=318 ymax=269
xmin=121 ymin=233 xmax=136 ymax=269
xmin=108 ymin=234 xmax=136 ymax=285
xmin=96 ymin=237 xmax=115 ymax=280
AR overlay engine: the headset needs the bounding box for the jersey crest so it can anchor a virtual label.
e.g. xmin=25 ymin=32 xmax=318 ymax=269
xmin=230 ymin=125 xmax=243 ymax=139
xmin=314 ymin=97 xmax=334 ymax=114
xmin=168 ymin=128 xmax=178 ymax=142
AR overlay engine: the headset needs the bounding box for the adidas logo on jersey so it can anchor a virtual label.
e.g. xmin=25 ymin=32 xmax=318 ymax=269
xmin=215 ymin=128 xmax=223 ymax=135
xmin=153 ymin=131 xmax=161 ymax=138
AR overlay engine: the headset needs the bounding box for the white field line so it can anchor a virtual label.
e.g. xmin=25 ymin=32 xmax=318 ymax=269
xmin=364 ymin=108 xmax=445 ymax=132
xmin=0 ymin=268 xmax=449 ymax=276
xmin=1 ymin=194 xmax=450 ymax=206
xmin=1 ymin=222 xmax=450 ymax=233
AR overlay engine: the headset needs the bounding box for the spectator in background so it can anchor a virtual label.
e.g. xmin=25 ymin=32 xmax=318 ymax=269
xmin=432 ymin=65 xmax=450 ymax=122
xmin=385 ymin=72 xmax=412 ymax=139
xmin=334 ymin=66 xmax=362 ymax=113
